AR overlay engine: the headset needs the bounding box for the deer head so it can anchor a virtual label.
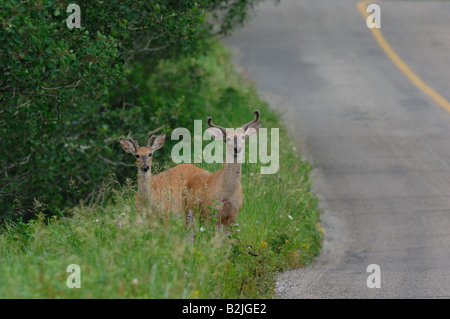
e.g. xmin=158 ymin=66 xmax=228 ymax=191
xmin=120 ymin=133 xmax=166 ymax=174
xmin=206 ymin=110 xmax=262 ymax=158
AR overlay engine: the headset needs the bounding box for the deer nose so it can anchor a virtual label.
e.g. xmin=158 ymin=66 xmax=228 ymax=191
xmin=142 ymin=165 xmax=149 ymax=172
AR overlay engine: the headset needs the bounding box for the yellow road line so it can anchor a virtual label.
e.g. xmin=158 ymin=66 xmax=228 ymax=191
xmin=357 ymin=0 xmax=450 ymax=113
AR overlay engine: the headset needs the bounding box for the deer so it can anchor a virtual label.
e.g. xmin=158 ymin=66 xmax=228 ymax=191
xmin=120 ymin=132 xmax=196 ymax=218
xmin=119 ymin=110 xmax=262 ymax=229
xmin=181 ymin=110 xmax=263 ymax=228
xmin=119 ymin=133 xmax=166 ymax=216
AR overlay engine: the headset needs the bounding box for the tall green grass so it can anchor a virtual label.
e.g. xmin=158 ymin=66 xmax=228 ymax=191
xmin=0 ymin=40 xmax=322 ymax=298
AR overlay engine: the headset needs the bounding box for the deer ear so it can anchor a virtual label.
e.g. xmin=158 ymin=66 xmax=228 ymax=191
xmin=244 ymin=121 xmax=262 ymax=138
xmin=120 ymin=138 xmax=136 ymax=155
xmin=207 ymin=127 xmax=226 ymax=140
xmin=150 ymin=132 xmax=166 ymax=151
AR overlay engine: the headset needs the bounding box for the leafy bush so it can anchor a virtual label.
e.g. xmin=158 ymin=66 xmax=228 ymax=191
xmin=0 ymin=0 xmax=268 ymax=219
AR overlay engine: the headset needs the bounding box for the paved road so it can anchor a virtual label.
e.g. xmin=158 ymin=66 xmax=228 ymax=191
xmin=224 ymin=0 xmax=450 ymax=298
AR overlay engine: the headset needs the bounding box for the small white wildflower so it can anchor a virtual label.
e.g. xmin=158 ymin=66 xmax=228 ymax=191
xmin=200 ymin=227 xmax=205 ymax=232
xmin=250 ymin=172 xmax=254 ymax=177
xmin=293 ymin=146 xmax=297 ymax=151
xmin=132 ymin=278 xmax=138 ymax=285
xmin=288 ymin=215 xmax=293 ymax=220
xmin=120 ymin=212 xmax=126 ymax=216
xmin=93 ymin=219 xmax=99 ymax=223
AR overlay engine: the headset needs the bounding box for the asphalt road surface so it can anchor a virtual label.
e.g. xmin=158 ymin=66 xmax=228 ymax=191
xmin=224 ymin=0 xmax=450 ymax=298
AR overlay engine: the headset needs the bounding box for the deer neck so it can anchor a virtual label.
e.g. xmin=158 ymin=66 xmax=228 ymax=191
xmin=137 ymin=170 xmax=152 ymax=207
xmin=220 ymin=154 xmax=242 ymax=196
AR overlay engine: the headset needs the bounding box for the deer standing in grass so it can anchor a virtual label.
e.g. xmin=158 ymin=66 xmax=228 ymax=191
xmin=120 ymin=133 xmax=166 ymax=216
xmin=183 ymin=110 xmax=263 ymax=228
xmin=120 ymin=132 xmax=194 ymax=217
xmin=119 ymin=110 xmax=262 ymax=228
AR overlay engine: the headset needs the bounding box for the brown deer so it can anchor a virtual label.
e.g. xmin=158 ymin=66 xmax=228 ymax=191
xmin=182 ymin=110 xmax=263 ymax=228
xmin=119 ymin=133 xmax=166 ymax=216
xmin=120 ymin=110 xmax=262 ymax=228
xmin=120 ymin=132 xmax=194 ymax=218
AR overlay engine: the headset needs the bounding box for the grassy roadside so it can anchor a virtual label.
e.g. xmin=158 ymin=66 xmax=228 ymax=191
xmin=0 ymin=40 xmax=323 ymax=298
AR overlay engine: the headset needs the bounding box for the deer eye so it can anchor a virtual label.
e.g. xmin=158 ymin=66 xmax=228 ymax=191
xmin=135 ymin=155 xmax=140 ymax=158
xmin=148 ymin=153 xmax=152 ymax=157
